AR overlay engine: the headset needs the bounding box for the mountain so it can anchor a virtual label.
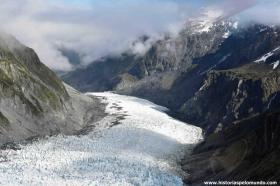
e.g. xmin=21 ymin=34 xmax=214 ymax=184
xmin=0 ymin=34 xmax=105 ymax=146
xmin=63 ymin=53 xmax=142 ymax=92
xmin=62 ymin=19 xmax=237 ymax=94
xmin=178 ymin=24 xmax=280 ymax=133
xmin=63 ymin=20 xmax=280 ymax=131
xmin=63 ymin=17 xmax=280 ymax=182
xmin=182 ymin=111 xmax=280 ymax=184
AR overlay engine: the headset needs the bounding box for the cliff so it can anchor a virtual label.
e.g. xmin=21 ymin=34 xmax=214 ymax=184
xmin=0 ymin=34 xmax=106 ymax=145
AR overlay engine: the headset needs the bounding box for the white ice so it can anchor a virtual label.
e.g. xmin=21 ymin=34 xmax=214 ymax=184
xmin=254 ymin=52 xmax=274 ymax=63
xmin=272 ymin=60 xmax=279 ymax=69
xmin=254 ymin=47 xmax=280 ymax=63
xmin=0 ymin=93 xmax=203 ymax=186
xmin=223 ymin=31 xmax=230 ymax=38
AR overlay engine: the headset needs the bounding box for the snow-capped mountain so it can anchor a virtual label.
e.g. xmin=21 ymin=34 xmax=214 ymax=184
xmin=186 ymin=7 xmax=238 ymax=34
xmin=62 ymin=10 xmax=280 ymax=183
xmin=63 ymin=16 xmax=237 ymax=92
xmin=63 ymin=18 xmax=280 ymax=130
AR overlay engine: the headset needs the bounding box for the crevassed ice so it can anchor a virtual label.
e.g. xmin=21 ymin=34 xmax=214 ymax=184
xmin=0 ymin=93 xmax=203 ymax=186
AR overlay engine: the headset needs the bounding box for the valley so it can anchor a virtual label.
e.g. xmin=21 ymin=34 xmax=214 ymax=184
xmin=0 ymin=93 xmax=202 ymax=185
xmin=1 ymin=1 xmax=280 ymax=184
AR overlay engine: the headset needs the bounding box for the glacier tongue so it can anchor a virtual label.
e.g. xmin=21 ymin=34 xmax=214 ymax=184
xmin=0 ymin=93 xmax=203 ymax=186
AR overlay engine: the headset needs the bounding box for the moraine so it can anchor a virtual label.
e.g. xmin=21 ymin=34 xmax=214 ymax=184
xmin=0 ymin=93 xmax=203 ymax=186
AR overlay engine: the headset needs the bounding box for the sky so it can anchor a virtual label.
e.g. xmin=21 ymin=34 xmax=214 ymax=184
xmin=0 ymin=0 xmax=279 ymax=71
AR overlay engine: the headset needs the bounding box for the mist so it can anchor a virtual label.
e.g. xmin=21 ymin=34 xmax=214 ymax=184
xmin=0 ymin=0 xmax=279 ymax=71
xmin=238 ymin=0 xmax=280 ymax=25
xmin=0 ymin=0 xmax=194 ymax=71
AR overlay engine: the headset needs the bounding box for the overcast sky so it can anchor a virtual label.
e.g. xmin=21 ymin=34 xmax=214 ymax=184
xmin=0 ymin=0 xmax=279 ymax=71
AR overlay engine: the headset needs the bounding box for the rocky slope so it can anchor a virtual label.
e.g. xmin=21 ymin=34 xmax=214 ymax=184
xmin=182 ymin=111 xmax=280 ymax=184
xmin=63 ymin=20 xmax=238 ymax=106
xmin=0 ymin=34 xmax=106 ymax=146
xmin=63 ymin=18 xmax=280 ymax=182
xmin=63 ymin=53 xmax=142 ymax=92
xmin=63 ymin=21 xmax=280 ymax=131
xmin=181 ymin=63 xmax=280 ymax=134
xmin=178 ymin=25 xmax=280 ymax=133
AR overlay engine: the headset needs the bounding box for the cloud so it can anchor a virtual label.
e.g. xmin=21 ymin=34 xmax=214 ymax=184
xmin=0 ymin=0 xmax=196 ymax=71
xmin=237 ymin=0 xmax=280 ymax=25
xmin=204 ymin=0 xmax=280 ymax=26
xmin=0 ymin=0 xmax=279 ymax=71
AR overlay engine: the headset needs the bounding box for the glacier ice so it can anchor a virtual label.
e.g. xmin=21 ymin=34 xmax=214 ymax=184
xmin=0 ymin=93 xmax=203 ymax=186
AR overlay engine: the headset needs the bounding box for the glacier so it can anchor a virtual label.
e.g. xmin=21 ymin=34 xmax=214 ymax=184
xmin=0 ymin=93 xmax=203 ymax=186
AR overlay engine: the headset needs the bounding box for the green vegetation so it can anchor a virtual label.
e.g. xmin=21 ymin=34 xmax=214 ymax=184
xmin=215 ymin=63 xmax=277 ymax=81
xmin=0 ymin=46 xmax=65 ymax=116
xmin=37 ymin=84 xmax=62 ymax=111
xmin=0 ymin=68 xmax=14 ymax=88
xmin=0 ymin=112 xmax=9 ymax=126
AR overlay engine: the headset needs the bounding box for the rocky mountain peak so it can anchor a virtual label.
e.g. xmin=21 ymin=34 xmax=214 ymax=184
xmin=185 ymin=7 xmax=239 ymax=35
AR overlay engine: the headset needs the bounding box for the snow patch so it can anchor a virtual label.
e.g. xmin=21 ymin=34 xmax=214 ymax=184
xmin=200 ymin=53 xmax=231 ymax=75
xmin=273 ymin=46 xmax=280 ymax=52
xmin=272 ymin=60 xmax=279 ymax=69
xmin=232 ymin=21 xmax=239 ymax=29
xmin=189 ymin=8 xmax=224 ymax=33
xmin=254 ymin=46 xmax=280 ymax=64
xmin=260 ymin=28 xmax=268 ymax=32
xmin=254 ymin=52 xmax=274 ymax=63
xmin=223 ymin=31 xmax=231 ymax=38
xmin=267 ymin=93 xmax=278 ymax=110
xmin=238 ymin=80 xmax=243 ymax=89
xmin=0 ymin=93 xmax=203 ymax=186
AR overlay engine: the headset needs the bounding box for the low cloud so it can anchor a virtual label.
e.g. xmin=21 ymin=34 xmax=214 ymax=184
xmin=0 ymin=0 xmax=195 ymax=71
xmin=238 ymin=0 xmax=280 ymax=25
xmin=0 ymin=0 xmax=279 ymax=71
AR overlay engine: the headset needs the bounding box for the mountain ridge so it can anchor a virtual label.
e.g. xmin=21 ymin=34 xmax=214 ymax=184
xmin=62 ymin=20 xmax=280 ymax=182
xmin=0 ymin=34 xmax=106 ymax=145
xmin=63 ymin=21 xmax=280 ymax=130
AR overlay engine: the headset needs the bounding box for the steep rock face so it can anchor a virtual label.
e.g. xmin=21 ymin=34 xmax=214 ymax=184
xmin=177 ymin=25 xmax=280 ymax=133
xmin=62 ymin=21 xmax=235 ymax=81
xmin=181 ymin=64 xmax=280 ymax=134
xmin=63 ymin=54 xmax=141 ymax=92
xmin=0 ymin=34 xmax=105 ymax=145
xmin=193 ymin=24 xmax=280 ymax=74
xmin=63 ymin=23 xmax=280 ymax=132
xmin=138 ymin=20 xmax=235 ymax=74
xmin=63 ymin=20 xmax=237 ymax=106
xmin=61 ymin=20 xmax=280 ymax=182
xmin=182 ymin=112 xmax=280 ymax=184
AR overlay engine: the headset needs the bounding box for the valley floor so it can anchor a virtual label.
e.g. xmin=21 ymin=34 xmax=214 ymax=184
xmin=0 ymin=93 xmax=203 ymax=186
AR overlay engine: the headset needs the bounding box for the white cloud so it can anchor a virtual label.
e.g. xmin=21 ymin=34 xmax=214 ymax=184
xmin=238 ymin=0 xmax=280 ymax=25
xmin=0 ymin=0 xmax=194 ymax=71
xmin=0 ymin=0 xmax=279 ymax=71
